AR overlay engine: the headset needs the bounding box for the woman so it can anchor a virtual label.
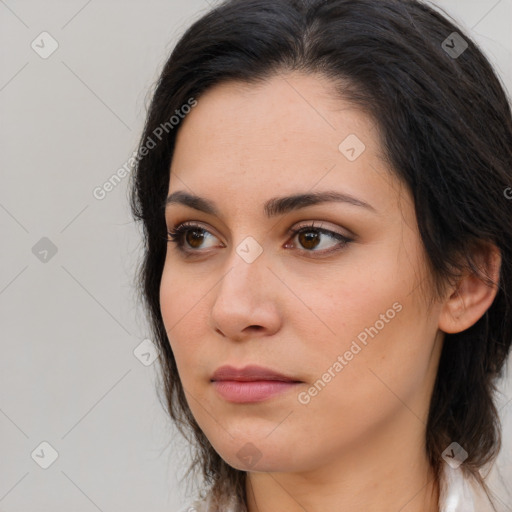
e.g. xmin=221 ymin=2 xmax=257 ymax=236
xmin=129 ymin=0 xmax=512 ymax=510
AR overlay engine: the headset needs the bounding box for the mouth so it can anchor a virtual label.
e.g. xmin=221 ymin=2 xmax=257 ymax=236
xmin=210 ymin=365 xmax=302 ymax=403
xmin=211 ymin=364 xmax=301 ymax=382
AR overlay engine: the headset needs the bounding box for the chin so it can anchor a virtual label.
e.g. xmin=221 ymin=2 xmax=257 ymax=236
xmin=220 ymin=450 xmax=295 ymax=473
xmin=209 ymin=435 xmax=305 ymax=473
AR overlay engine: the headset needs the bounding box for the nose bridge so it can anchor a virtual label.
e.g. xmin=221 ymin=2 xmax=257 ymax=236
xmin=209 ymin=237 xmax=279 ymax=337
xmin=219 ymin=239 xmax=267 ymax=300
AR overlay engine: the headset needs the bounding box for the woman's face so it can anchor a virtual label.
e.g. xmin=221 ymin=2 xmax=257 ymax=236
xmin=160 ymin=72 xmax=445 ymax=473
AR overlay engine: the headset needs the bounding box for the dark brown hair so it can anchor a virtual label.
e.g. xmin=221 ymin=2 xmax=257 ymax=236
xmin=129 ymin=0 xmax=512 ymax=508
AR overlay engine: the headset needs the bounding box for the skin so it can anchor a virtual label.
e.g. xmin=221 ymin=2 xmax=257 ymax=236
xmin=160 ymin=71 xmax=500 ymax=512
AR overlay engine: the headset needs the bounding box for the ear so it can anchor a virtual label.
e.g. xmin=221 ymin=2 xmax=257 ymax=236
xmin=438 ymin=243 xmax=501 ymax=334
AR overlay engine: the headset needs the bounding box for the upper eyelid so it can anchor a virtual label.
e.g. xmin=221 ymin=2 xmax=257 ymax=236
xmin=290 ymin=221 xmax=348 ymax=234
xmin=170 ymin=221 xmax=221 ymax=239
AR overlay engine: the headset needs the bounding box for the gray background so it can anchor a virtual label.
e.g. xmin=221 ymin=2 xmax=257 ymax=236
xmin=1 ymin=1 xmax=511 ymax=511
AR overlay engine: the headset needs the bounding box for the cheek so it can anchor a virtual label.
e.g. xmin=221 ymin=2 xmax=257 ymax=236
xmin=159 ymin=266 xmax=207 ymax=368
xmin=298 ymin=265 xmax=405 ymax=357
xmin=292 ymin=289 xmax=438 ymax=452
xmin=300 ymin=255 xmax=436 ymax=396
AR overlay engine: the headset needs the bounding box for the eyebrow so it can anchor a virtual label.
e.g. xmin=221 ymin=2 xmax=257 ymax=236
xmin=164 ymin=189 xmax=377 ymax=217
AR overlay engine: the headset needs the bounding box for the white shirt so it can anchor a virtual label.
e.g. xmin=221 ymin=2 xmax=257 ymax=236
xmin=179 ymin=464 xmax=502 ymax=512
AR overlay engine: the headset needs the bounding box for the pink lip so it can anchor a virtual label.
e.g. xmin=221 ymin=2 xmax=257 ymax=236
xmin=212 ymin=380 xmax=300 ymax=403
xmin=211 ymin=365 xmax=302 ymax=403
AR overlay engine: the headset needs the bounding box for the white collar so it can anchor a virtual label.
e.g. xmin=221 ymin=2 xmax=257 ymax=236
xmin=439 ymin=463 xmax=495 ymax=512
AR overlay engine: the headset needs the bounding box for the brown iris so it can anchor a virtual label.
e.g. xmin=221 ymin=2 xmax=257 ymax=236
xmin=298 ymin=230 xmax=320 ymax=250
xmin=186 ymin=228 xmax=205 ymax=249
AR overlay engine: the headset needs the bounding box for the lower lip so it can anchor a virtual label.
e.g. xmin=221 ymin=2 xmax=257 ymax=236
xmin=212 ymin=380 xmax=300 ymax=403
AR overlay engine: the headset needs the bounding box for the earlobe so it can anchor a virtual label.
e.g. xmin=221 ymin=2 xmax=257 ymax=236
xmin=438 ymin=243 xmax=501 ymax=334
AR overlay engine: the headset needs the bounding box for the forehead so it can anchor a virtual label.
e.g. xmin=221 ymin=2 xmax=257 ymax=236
xmin=168 ymin=72 xmax=397 ymax=216
xmin=173 ymin=72 xmax=373 ymax=154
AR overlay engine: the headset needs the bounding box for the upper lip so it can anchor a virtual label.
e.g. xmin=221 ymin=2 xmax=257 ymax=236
xmin=211 ymin=365 xmax=301 ymax=382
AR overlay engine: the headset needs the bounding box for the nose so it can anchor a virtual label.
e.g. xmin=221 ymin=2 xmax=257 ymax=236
xmin=209 ymin=251 xmax=282 ymax=342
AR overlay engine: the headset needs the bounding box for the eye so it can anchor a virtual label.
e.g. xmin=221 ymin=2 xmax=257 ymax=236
xmin=166 ymin=221 xmax=353 ymax=257
xmin=285 ymin=221 xmax=353 ymax=255
xmin=167 ymin=222 xmax=221 ymax=254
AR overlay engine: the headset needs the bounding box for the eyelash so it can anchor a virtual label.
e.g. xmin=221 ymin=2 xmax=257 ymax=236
xmin=166 ymin=221 xmax=353 ymax=257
